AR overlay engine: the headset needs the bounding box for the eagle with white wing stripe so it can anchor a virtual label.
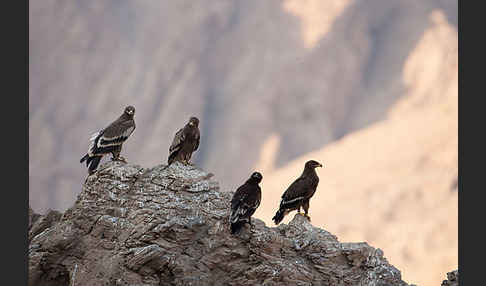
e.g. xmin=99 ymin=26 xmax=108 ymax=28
xmin=272 ymin=160 xmax=323 ymax=224
xmin=80 ymin=106 xmax=136 ymax=175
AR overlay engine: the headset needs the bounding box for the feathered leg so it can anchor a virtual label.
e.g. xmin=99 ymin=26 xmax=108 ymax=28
xmin=248 ymin=217 xmax=257 ymax=234
xmin=183 ymin=153 xmax=194 ymax=166
xmin=111 ymin=145 xmax=126 ymax=163
xmin=302 ymin=199 xmax=311 ymax=221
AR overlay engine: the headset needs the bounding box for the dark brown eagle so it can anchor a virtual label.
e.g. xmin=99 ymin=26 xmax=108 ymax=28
xmin=168 ymin=116 xmax=200 ymax=165
xmin=229 ymin=172 xmax=263 ymax=234
xmin=272 ymin=160 xmax=322 ymax=224
xmin=80 ymin=106 xmax=136 ymax=175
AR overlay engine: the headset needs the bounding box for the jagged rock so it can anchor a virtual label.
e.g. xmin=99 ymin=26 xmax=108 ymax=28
xmin=28 ymin=208 xmax=62 ymax=243
xmin=29 ymin=161 xmax=410 ymax=286
xmin=29 ymin=206 xmax=40 ymax=230
xmin=441 ymin=270 xmax=459 ymax=286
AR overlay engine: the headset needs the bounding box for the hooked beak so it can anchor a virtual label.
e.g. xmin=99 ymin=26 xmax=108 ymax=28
xmin=318 ymin=163 xmax=323 ymax=167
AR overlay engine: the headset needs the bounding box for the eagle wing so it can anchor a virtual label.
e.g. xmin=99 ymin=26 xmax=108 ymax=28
xmin=194 ymin=130 xmax=200 ymax=151
xmin=87 ymin=130 xmax=104 ymax=156
xmin=97 ymin=120 xmax=135 ymax=148
xmin=169 ymin=128 xmax=185 ymax=154
xmin=230 ymin=184 xmax=260 ymax=224
xmin=279 ymin=176 xmax=313 ymax=210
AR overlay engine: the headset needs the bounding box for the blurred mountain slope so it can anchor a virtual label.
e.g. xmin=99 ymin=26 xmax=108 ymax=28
xmin=29 ymin=0 xmax=457 ymax=217
xmin=254 ymin=10 xmax=457 ymax=286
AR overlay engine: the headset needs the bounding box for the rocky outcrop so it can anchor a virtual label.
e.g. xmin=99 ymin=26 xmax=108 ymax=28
xmin=28 ymin=161 xmax=409 ymax=286
xmin=441 ymin=270 xmax=459 ymax=286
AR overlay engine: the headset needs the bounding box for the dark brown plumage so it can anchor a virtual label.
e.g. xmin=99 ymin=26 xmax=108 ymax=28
xmin=80 ymin=106 xmax=136 ymax=174
xmin=229 ymin=172 xmax=263 ymax=234
xmin=168 ymin=116 xmax=200 ymax=165
xmin=272 ymin=160 xmax=323 ymax=225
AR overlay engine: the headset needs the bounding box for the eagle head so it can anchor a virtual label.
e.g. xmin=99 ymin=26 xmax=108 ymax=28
xmin=188 ymin=116 xmax=199 ymax=127
xmin=124 ymin=106 xmax=135 ymax=117
xmin=250 ymin=171 xmax=263 ymax=184
xmin=305 ymin=160 xmax=323 ymax=169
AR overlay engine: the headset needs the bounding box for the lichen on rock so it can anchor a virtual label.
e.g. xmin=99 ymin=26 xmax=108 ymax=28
xmin=441 ymin=270 xmax=459 ymax=286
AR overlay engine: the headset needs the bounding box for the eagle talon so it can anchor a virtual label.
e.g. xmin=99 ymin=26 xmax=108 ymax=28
xmin=185 ymin=160 xmax=194 ymax=166
xmin=112 ymin=156 xmax=127 ymax=163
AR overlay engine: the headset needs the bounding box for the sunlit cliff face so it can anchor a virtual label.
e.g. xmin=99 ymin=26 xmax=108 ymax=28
xmin=283 ymin=0 xmax=353 ymax=49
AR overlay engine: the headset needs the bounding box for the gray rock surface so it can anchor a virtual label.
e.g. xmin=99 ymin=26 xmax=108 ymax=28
xmin=441 ymin=270 xmax=459 ymax=286
xmin=29 ymin=161 xmax=410 ymax=286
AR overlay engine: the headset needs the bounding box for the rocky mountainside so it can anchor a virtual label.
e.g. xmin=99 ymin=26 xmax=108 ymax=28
xmin=29 ymin=0 xmax=457 ymax=212
xmin=29 ymin=161 xmax=410 ymax=286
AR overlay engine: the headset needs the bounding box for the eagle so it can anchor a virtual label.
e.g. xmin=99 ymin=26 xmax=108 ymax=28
xmin=272 ymin=160 xmax=322 ymax=224
xmin=168 ymin=116 xmax=200 ymax=165
xmin=80 ymin=106 xmax=136 ymax=175
xmin=229 ymin=172 xmax=263 ymax=234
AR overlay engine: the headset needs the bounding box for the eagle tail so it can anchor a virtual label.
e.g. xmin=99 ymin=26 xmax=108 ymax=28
xmin=86 ymin=155 xmax=94 ymax=167
xmin=230 ymin=221 xmax=246 ymax=234
xmin=88 ymin=156 xmax=102 ymax=173
xmin=167 ymin=152 xmax=176 ymax=165
xmin=272 ymin=209 xmax=286 ymax=225
xmin=80 ymin=154 xmax=89 ymax=164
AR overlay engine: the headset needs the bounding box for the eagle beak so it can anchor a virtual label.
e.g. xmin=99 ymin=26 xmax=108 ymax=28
xmin=318 ymin=163 xmax=323 ymax=167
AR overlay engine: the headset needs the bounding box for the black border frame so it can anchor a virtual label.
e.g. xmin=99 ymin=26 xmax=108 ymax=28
xmin=5 ymin=0 xmax=28 ymax=284
xmin=458 ymin=0 xmax=478 ymax=285
xmin=21 ymin=0 xmax=466 ymax=285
